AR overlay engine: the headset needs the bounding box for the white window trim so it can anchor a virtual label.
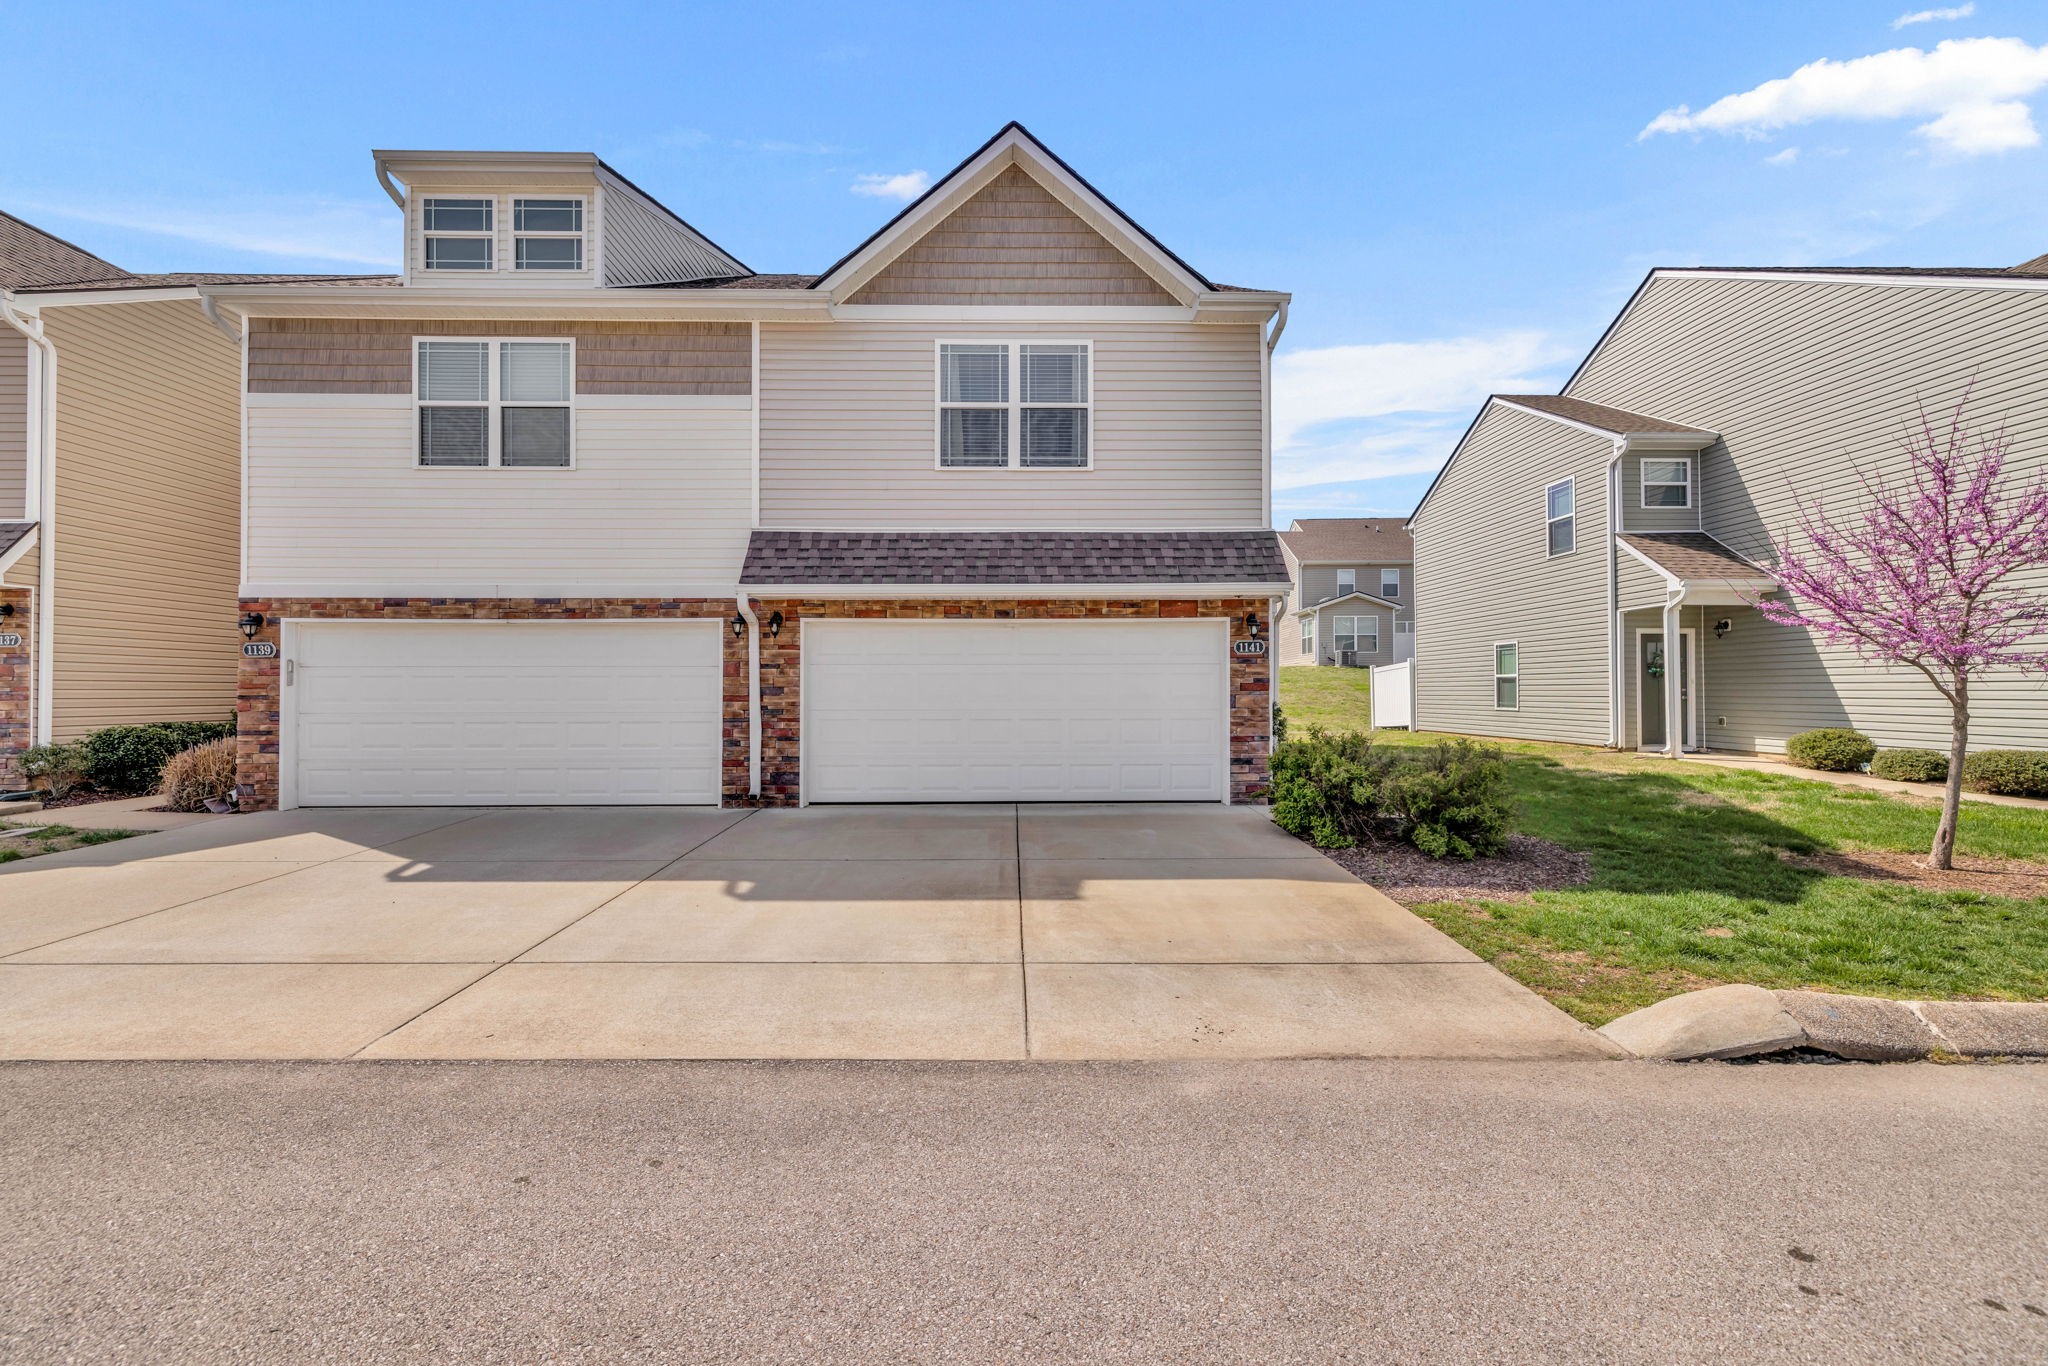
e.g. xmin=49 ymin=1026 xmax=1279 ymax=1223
xmin=1545 ymin=476 xmax=1576 ymax=558
xmin=512 ymin=195 xmax=588 ymax=273
xmin=1494 ymin=640 xmax=1520 ymax=710
xmin=933 ymin=339 xmax=1094 ymax=471
xmin=1336 ymin=568 xmax=1356 ymax=597
xmin=420 ymin=197 xmax=496 ymax=273
xmin=1300 ymin=614 xmax=1315 ymax=655
xmin=1334 ymin=614 xmax=1379 ymax=656
xmin=1380 ymin=568 xmax=1401 ymax=598
xmin=414 ymin=336 xmax=578 ymax=470
xmin=1639 ymin=456 xmax=1693 ymax=510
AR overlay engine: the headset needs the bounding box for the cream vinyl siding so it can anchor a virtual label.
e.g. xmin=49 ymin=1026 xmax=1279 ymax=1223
xmin=759 ymin=318 xmax=1263 ymax=528
xmin=244 ymin=403 xmax=752 ymax=595
xmin=1618 ymin=451 xmax=1701 ymax=533
xmin=0 ymin=334 xmax=26 ymax=518
xmin=42 ymin=299 xmax=240 ymax=737
xmin=1615 ymin=546 xmax=1669 ymax=610
xmin=1571 ymin=273 xmax=2048 ymax=751
xmin=1410 ymin=404 xmax=1613 ymax=744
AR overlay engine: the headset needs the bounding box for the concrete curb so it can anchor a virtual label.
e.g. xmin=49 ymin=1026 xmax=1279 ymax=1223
xmin=1599 ymin=987 xmax=2048 ymax=1062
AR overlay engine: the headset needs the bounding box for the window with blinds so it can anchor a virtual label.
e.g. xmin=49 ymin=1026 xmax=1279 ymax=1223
xmin=937 ymin=341 xmax=1092 ymax=469
xmin=416 ymin=338 xmax=574 ymax=468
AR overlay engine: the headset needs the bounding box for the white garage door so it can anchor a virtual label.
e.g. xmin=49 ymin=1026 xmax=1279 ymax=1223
xmin=290 ymin=621 xmax=723 ymax=806
xmin=803 ymin=619 xmax=1229 ymax=803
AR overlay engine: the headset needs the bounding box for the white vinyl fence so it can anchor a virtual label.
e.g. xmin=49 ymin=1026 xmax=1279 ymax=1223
xmin=1370 ymin=660 xmax=1414 ymax=729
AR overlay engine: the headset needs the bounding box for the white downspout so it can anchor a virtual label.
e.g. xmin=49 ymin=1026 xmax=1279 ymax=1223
xmin=1605 ymin=437 xmax=1626 ymax=749
xmin=199 ymin=292 xmax=243 ymax=345
xmin=1662 ymin=584 xmax=1689 ymax=759
xmin=735 ymin=593 xmax=762 ymax=800
xmin=1 ymin=291 xmax=56 ymax=744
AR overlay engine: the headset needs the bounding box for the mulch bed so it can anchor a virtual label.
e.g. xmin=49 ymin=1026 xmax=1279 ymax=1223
xmin=20 ymin=791 xmax=146 ymax=811
xmin=1318 ymin=833 xmax=1591 ymax=907
xmin=1792 ymin=849 xmax=2048 ymax=900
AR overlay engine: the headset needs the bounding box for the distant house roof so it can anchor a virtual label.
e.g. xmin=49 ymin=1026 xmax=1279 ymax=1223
xmin=1495 ymin=395 xmax=1714 ymax=439
xmin=1618 ymin=532 xmax=1775 ymax=584
xmin=739 ymin=530 xmax=1290 ymax=587
xmin=1296 ymin=589 xmax=1401 ymax=615
xmin=1278 ymin=517 xmax=1413 ymax=564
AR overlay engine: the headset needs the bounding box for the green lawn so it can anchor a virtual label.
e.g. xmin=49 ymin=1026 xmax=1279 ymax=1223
xmin=0 ymin=824 xmax=139 ymax=864
xmin=1276 ymin=668 xmax=2048 ymax=1025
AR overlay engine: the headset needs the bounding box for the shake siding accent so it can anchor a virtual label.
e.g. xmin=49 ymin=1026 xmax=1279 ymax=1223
xmin=0 ymin=334 xmax=26 ymax=517
xmin=758 ymin=318 xmax=1263 ymax=528
xmin=244 ymin=405 xmax=751 ymax=594
xmin=41 ymin=300 xmax=241 ymax=737
xmin=247 ymin=318 xmax=750 ymax=395
xmin=845 ymin=166 xmax=1177 ymax=306
xmin=1618 ymin=450 xmax=1701 ymax=533
xmin=1410 ymin=405 xmax=1612 ymax=744
xmin=1571 ymin=274 xmax=2048 ymax=751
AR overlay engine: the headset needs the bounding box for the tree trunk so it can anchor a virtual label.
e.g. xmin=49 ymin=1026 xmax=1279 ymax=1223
xmin=1932 ymin=680 xmax=1969 ymax=871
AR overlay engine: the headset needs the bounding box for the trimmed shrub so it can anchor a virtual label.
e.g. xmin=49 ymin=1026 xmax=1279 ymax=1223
xmin=1870 ymin=749 xmax=1948 ymax=784
xmin=1785 ymin=727 xmax=1875 ymax=773
xmin=20 ymin=742 xmax=89 ymax=798
xmin=1272 ymin=703 xmax=1289 ymax=744
xmin=1378 ymin=739 xmax=1511 ymax=860
xmin=1270 ymin=727 xmax=1389 ymax=850
xmin=79 ymin=721 xmax=236 ymax=795
xmin=159 ymin=737 xmax=238 ymax=813
xmin=1961 ymin=749 xmax=2048 ymax=799
xmin=1270 ymin=729 xmax=1512 ymax=860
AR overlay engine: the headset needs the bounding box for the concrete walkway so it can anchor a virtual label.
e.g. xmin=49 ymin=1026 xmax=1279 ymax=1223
xmin=31 ymin=794 xmax=230 ymax=832
xmin=1679 ymin=751 xmax=2048 ymax=810
xmin=0 ymin=804 xmax=1617 ymax=1062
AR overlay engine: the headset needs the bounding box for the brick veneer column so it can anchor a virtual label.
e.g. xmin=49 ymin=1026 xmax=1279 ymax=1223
xmin=0 ymin=587 xmax=33 ymax=790
xmin=234 ymin=597 xmax=748 ymax=811
xmin=751 ymin=596 xmax=1274 ymax=806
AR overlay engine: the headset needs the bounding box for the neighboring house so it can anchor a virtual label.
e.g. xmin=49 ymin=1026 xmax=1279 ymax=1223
xmin=0 ymin=211 xmax=382 ymax=785
xmin=1276 ymin=517 xmax=1413 ymax=667
xmin=214 ymin=124 xmax=1291 ymax=810
xmin=1408 ymin=257 xmax=2048 ymax=757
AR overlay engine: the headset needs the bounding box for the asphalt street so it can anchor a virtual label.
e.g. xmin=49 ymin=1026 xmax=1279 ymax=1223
xmin=3 ymin=1058 xmax=2044 ymax=1364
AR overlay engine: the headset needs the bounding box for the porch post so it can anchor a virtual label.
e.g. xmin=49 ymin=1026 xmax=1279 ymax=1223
xmin=1661 ymin=599 xmax=1683 ymax=758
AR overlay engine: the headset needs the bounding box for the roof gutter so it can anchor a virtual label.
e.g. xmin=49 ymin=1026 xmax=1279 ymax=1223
xmin=199 ymin=292 xmax=243 ymax=344
xmin=0 ymin=290 xmax=57 ymax=743
xmin=374 ymin=159 xmax=407 ymax=210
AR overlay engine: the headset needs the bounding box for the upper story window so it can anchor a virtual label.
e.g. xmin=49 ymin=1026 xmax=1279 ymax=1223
xmin=1545 ymin=477 xmax=1575 ymax=556
xmin=422 ymin=198 xmax=493 ymax=271
xmin=1380 ymin=568 xmax=1401 ymax=598
xmin=937 ymin=341 xmax=1091 ymax=469
xmin=1336 ymin=568 xmax=1355 ymax=597
xmin=1641 ymin=457 xmax=1692 ymax=509
xmin=513 ymin=197 xmax=585 ymax=271
xmin=416 ymin=338 xmax=574 ymax=468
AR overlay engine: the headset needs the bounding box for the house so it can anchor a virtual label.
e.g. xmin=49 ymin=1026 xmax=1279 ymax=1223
xmin=209 ymin=124 xmax=1291 ymax=810
xmin=0 ymin=211 xmax=383 ymax=786
xmin=1408 ymin=258 xmax=2048 ymax=757
xmin=1277 ymin=517 xmax=1413 ymax=667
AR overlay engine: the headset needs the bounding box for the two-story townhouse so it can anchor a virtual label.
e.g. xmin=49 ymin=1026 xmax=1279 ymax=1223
xmin=215 ymin=124 xmax=1291 ymax=811
xmin=0 ymin=211 xmax=384 ymax=786
xmin=1276 ymin=518 xmax=1413 ymax=668
xmin=1408 ymin=258 xmax=2048 ymax=758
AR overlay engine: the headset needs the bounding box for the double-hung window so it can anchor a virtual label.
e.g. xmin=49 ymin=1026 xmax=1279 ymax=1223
xmin=514 ymin=197 xmax=585 ymax=271
xmin=416 ymin=338 xmax=574 ymax=468
xmin=937 ymin=341 xmax=1091 ymax=469
xmin=1335 ymin=615 xmax=1377 ymax=655
xmin=1641 ymin=457 xmax=1692 ymax=508
xmin=1380 ymin=568 xmax=1401 ymax=598
xmin=1336 ymin=568 xmax=1356 ymax=597
xmin=1494 ymin=643 xmax=1519 ymax=709
xmin=1545 ymin=477 xmax=1575 ymax=556
xmin=1300 ymin=615 xmax=1315 ymax=656
xmin=422 ymin=198 xmax=494 ymax=272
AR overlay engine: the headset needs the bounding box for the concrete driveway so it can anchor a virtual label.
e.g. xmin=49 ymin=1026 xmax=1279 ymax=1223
xmin=0 ymin=804 xmax=1618 ymax=1061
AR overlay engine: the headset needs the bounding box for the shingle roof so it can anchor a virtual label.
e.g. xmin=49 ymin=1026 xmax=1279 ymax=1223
xmin=1278 ymin=517 xmax=1412 ymax=564
xmin=0 ymin=211 xmax=131 ymax=290
xmin=14 ymin=271 xmax=401 ymax=293
xmin=739 ymin=530 xmax=1291 ymax=587
xmin=1497 ymin=394 xmax=1714 ymax=438
xmin=1669 ymin=264 xmax=2047 ymax=281
xmin=0 ymin=521 xmax=35 ymax=559
xmin=1619 ymin=532 xmax=1774 ymax=583
xmin=635 ymin=273 xmax=820 ymax=290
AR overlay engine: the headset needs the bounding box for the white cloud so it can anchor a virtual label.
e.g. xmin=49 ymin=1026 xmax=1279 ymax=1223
xmin=1271 ymin=331 xmax=1569 ymax=490
xmin=1764 ymin=146 xmax=1802 ymax=164
xmin=24 ymin=196 xmax=399 ymax=267
xmin=1641 ymin=37 xmax=2048 ymax=156
xmin=851 ymin=171 xmax=931 ymax=201
xmin=1894 ymin=3 xmax=1973 ymax=28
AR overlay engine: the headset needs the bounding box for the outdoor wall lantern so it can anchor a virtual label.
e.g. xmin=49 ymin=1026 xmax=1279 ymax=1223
xmin=767 ymin=610 xmax=784 ymax=639
xmin=1244 ymin=611 xmax=1261 ymax=638
xmin=1714 ymin=617 xmax=1733 ymax=639
xmin=730 ymin=611 xmax=747 ymax=639
xmin=238 ymin=611 xmax=266 ymax=640
xmin=0 ymin=602 xmax=13 ymax=620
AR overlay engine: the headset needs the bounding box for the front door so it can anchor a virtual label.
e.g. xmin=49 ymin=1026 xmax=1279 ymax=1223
xmin=1640 ymin=631 xmax=1693 ymax=750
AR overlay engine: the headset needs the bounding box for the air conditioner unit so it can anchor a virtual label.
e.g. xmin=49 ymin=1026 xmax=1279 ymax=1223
xmin=1337 ymin=650 xmax=1359 ymax=668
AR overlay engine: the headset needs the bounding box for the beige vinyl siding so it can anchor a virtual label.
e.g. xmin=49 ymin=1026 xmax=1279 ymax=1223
xmin=244 ymin=403 xmax=752 ymax=595
xmin=758 ymin=318 xmax=1263 ymax=528
xmin=1410 ymin=404 xmax=1613 ymax=744
xmin=248 ymin=318 xmax=750 ymax=396
xmin=1293 ymin=562 xmax=1413 ymax=616
xmin=0 ymin=334 xmax=26 ymax=518
xmin=1619 ymin=603 xmax=1711 ymax=750
xmin=1618 ymin=450 xmax=1701 ymax=533
xmin=1295 ymin=600 xmax=1396 ymax=668
xmin=1616 ymin=547 xmax=1668 ymax=610
xmin=845 ymin=166 xmax=1177 ymax=306
xmin=1572 ymin=273 xmax=2048 ymax=751
xmin=41 ymin=299 xmax=240 ymax=737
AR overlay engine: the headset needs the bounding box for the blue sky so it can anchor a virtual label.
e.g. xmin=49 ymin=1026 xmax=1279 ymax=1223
xmin=8 ymin=1 xmax=2047 ymax=525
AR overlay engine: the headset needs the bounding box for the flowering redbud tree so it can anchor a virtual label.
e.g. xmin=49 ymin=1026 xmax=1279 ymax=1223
xmin=1757 ymin=400 xmax=2048 ymax=869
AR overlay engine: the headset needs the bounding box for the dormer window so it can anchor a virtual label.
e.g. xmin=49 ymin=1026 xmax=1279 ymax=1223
xmin=422 ymin=198 xmax=493 ymax=271
xmin=513 ymin=197 xmax=585 ymax=271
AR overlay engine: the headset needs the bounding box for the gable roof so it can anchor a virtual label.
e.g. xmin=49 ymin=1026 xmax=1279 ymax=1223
xmin=1617 ymin=533 xmax=1776 ymax=586
xmin=1278 ymin=517 xmax=1413 ymax=564
xmin=1494 ymin=395 xmax=1713 ymax=439
xmin=0 ymin=210 xmax=132 ymax=290
xmin=809 ymin=122 xmax=1223 ymax=304
xmin=1296 ymin=589 xmax=1402 ymax=615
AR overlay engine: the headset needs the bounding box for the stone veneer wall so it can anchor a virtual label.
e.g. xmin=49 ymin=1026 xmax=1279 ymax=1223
xmin=233 ymin=597 xmax=748 ymax=811
xmin=749 ymin=597 xmax=1274 ymax=806
xmin=0 ymin=586 xmax=31 ymax=789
